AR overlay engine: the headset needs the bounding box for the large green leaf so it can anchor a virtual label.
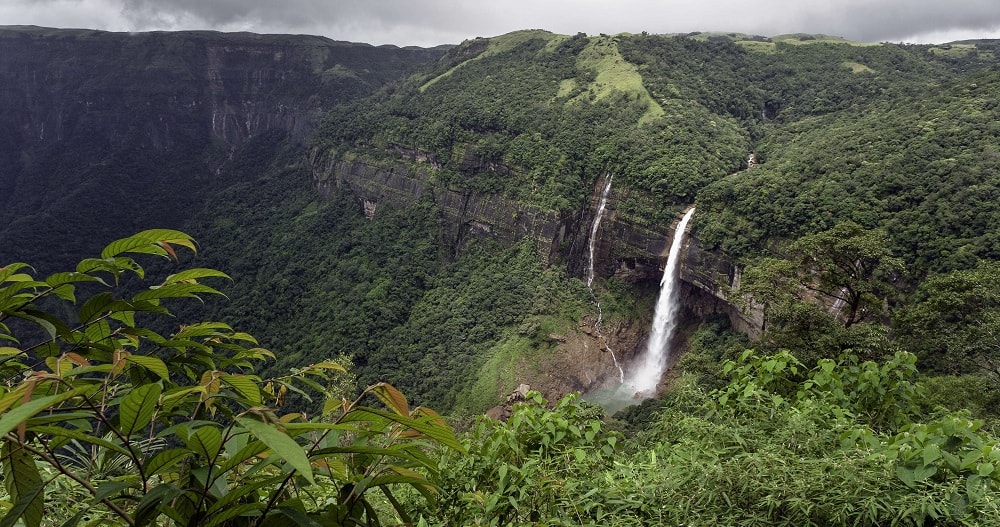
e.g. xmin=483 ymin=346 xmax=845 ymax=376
xmin=173 ymin=322 xmax=233 ymax=339
xmin=44 ymin=272 xmax=101 ymax=302
xmin=144 ymin=447 xmax=193 ymax=477
xmin=77 ymin=292 xmax=114 ymax=324
xmin=0 ymin=264 xmax=31 ymax=283
xmin=205 ymin=476 xmax=283 ymax=518
xmin=125 ymin=355 xmax=170 ymax=381
xmin=184 ymin=425 xmax=223 ymax=461
xmin=0 ymin=388 xmax=88 ymax=438
xmin=119 ymin=383 xmax=162 ymax=436
xmin=0 ymin=276 xmax=46 ymax=305
xmin=133 ymin=483 xmax=183 ymax=526
xmin=237 ymin=418 xmax=314 ymax=485
xmin=27 ymin=426 xmax=131 ymax=458
xmin=83 ymin=318 xmax=113 ymax=345
xmin=341 ymin=407 xmax=465 ymax=453
xmin=0 ymin=482 xmax=45 ymax=527
xmin=1 ymin=442 xmax=43 ymax=527
xmin=216 ymin=440 xmax=269 ymax=475
xmin=100 ymin=229 xmax=196 ymax=260
xmin=221 ymin=374 xmax=262 ymax=406
xmin=369 ymin=383 xmax=410 ymax=417
xmin=133 ymin=283 xmax=223 ymax=302
xmin=94 ymin=481 xmax=132 ymax=502
xmin=10 ymin=313 xmax=57 ymax=341
xmin=44 ymin=272 xmax=100 ymax=289
xmin=163 ymin=268 xmax=231 ymax=285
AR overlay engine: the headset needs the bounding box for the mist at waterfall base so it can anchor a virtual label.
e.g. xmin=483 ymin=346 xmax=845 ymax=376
xmin=585 ymin=208 xmax=695 ymax=414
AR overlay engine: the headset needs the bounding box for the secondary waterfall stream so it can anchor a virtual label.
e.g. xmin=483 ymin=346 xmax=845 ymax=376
xmin=585 ymin=174 xmax=624 ymax=383
xmin=626 ymin=207 xmax=695 ymax=395
xmin=587 ymin=174 xmax=614 ymax=288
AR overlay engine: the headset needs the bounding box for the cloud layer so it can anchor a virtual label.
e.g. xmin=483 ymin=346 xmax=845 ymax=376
xmin=2 ymin=0 xmax=999 ymax=46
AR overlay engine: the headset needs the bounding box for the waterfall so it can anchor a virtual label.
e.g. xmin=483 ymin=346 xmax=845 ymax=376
xmin=624 ymin=207 xmax=695 ymax=395
xmin=830 ymin=287 xmax=848 ymax=314
xmin=584 ymin=174 xmax=624 ymax=383
xmin=586 ymin=174 xmax=613 ymax=288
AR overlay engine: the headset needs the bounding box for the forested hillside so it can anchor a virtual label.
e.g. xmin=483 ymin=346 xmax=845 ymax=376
xmin=311 ymin=30 xmax=1000 ymax=405
xmin=2 ymin=27 xmax=1000 ymax=525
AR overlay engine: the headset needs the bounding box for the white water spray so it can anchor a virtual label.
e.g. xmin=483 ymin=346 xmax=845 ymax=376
xmin=584 ymin=174 xmax=624 ymax=383
xmin=624 ymin=207 xmax=695 ymax=395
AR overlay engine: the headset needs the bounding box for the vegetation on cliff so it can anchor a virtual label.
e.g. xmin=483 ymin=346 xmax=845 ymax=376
xmin=310 ymin=29 xmax=1000 ymax=407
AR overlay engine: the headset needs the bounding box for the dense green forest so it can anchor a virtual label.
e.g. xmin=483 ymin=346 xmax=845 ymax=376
xmin=2 ymin=27 xmax=1000 ymax=525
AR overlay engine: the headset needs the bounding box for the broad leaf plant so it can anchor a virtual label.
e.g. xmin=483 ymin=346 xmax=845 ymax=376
xmin=0 ymin=230 xmax=463 ymax=526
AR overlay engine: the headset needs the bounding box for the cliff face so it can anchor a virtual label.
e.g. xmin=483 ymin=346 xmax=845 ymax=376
xmin=312 ymin=150 xmax=763 ymax=338
xmin=312 ymin=151 xmax=577 ymax=263
xmin=678 ymin=235 xmax=764 ymax=338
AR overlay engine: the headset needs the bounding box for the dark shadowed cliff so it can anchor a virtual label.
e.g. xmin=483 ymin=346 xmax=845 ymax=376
xmin=0 ymin=26 xmax=448 ymax=267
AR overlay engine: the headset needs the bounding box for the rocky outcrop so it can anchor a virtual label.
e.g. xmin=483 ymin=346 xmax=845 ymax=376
xmin=679 ymin=235 xmax=764 ymax=338
xmin=311 ymin=151 xmax=577 ymax=262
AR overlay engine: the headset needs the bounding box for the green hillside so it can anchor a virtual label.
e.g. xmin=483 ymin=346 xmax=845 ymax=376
xmin=2 ymin=28 xmax=1000 ymax=525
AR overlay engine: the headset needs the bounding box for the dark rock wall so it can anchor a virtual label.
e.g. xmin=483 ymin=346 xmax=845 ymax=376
xmin=0 ymin=27 xmax=446 ymax=264
xmin=312 ymin=152 xmax=576 ymax=263
xmin=312 ymin=149 xmax=764 ymax=337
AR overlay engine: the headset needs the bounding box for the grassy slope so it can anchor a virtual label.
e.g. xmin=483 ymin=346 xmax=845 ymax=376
xmin=572 ymin=36 xmax=664 ymax=123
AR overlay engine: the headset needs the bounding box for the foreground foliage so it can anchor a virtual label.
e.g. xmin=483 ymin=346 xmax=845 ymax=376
xmin=0 ymin=231 xmax=462 ymax=526
xmin=418 ymin=351 xmax=999 ymax=526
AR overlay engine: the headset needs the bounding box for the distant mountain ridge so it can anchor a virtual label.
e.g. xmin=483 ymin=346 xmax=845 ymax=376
xmin=0 ymin=26 xmax=447 ymax=267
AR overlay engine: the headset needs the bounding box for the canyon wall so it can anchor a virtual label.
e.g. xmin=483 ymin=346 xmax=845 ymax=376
xmin=312 ymin=152 xmax=577 ymax=263
xmin=311 ymin=150 xmax=764 ymax=338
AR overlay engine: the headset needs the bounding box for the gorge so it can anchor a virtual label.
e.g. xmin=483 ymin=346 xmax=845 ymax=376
xmin=2 ymin=26 xmax=999 ymax=416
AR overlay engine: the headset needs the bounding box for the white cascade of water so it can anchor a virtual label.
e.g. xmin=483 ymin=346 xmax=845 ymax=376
xmin=624 ymin=207 xmax=695 ymax=395
xmin=587 ymin=174 xmax=614 ymax=288
xmin=584 ymin=174 xmax=624 ymax=383
xmin=830 ymin=287 xmax=848 ymax=314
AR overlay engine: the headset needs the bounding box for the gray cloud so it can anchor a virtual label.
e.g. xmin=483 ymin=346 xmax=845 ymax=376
xmin=780 ymin=0 xmax=1000 ymax=42
xmin=2 ymin=0 xmax=999 ymax=46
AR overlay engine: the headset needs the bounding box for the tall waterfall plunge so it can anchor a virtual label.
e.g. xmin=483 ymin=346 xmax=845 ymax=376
xmin=585 ymin=207 xmax=695 ymax=411
xmin=625 ymin=207 xmax=695 ymax=395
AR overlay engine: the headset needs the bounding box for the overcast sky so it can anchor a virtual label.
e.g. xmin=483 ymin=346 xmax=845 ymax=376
xmin=3 ymin=0 xmax=1000 ymax=47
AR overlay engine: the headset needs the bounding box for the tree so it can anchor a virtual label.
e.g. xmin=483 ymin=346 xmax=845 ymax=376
xmin=739 ymin=256 xmax=798 ymax=334
xmin=895 ymin=261 xmax=1000 ymax=379
xmin=786 ymin=221 xmax=903 ymax=327
xmin=0 ymin=230 xmax=463 ymax=526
